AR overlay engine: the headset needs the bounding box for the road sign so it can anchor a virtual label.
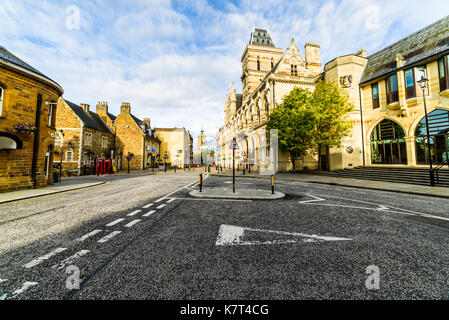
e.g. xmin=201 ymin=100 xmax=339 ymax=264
xmin=151 ymin=148 xmax=157 ymax=152
xmin=229 ymin=139 xmax=239 ymax=150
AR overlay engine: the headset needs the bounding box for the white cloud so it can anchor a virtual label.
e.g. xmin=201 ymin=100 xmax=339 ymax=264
xmin=1 ymin=0 xmax=449 ymax=147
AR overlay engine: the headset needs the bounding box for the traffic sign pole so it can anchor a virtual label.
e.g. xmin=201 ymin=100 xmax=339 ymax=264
xmin=233 ymin=148 xmax=235 ymax=193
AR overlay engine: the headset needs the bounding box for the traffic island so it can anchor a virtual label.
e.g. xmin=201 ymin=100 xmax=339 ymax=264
xmin=189 ymin=188 xmax=285 ymax=200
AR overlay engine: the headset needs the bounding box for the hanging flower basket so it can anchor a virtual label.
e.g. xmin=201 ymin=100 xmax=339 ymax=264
xmin=12 ymin=122 xmax=37 ymax=134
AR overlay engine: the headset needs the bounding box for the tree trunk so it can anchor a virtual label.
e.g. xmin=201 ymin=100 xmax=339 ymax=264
xmin=317 ymin=144 xmax=322 ymax=171
xmin=290 ymin=152 xmax=296 ymax=174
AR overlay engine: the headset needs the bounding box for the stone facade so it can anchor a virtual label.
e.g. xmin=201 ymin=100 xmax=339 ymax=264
xmin=0 ymin=46 xmax=63 ymax=192
xmin=113 ymin=102 xmax=160 ymax=171
xmin=155 ymin=127 xmax=192 ymax=168
xmin=54 ymin=99 xmax=116 ymax=176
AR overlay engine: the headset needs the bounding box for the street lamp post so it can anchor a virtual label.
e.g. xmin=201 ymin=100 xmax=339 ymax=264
xmin=59 ymin=130 xmax=65 ymax=181
xmin=126 ymin=152 xmax=133 ymax=174
xmin=164 ymin=151 xmax=168 ymax=172
xmin=417 ymin=76 xmax=435 ymax=186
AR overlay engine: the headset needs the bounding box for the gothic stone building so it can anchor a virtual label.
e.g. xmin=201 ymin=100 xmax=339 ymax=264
xmin=0 ymin=45 xmax=63 ymax=192
xmin=220 ymin=15 xmax=449 ymax=172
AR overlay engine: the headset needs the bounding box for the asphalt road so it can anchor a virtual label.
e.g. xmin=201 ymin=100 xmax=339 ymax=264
xmin=1 ymin=174 xmax=449 ymax=300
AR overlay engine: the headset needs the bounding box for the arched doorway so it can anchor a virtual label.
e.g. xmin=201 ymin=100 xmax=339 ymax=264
xmin=415 ymin=109 xmax=449 ymax=164
xmin=370 ymin=119 xmax=407 ymax=164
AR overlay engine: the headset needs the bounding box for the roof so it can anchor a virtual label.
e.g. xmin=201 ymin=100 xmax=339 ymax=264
xmin=64 ymin=100 xmax=114 ymax=134
xmin=0 ymin=45 xmax=63 ymax=92
xmin=361 ymin=15 xmax=449 ymax=84
xmin=249 ymin=28 xmax=275 ymax=47
xmin=107 ymin=112 xmax=116 ymax=121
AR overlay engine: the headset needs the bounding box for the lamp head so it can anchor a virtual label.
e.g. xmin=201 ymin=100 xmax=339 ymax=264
xmin=417 ymin=76 xmax=429 ymax=90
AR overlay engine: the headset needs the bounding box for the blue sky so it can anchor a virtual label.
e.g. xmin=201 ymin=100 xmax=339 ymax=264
xmin=1 ymin=0 xmax=449 ymax=147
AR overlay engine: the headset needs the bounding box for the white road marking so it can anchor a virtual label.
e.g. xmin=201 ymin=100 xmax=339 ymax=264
xmin=76 ymin=229 xmax=102 ymax=242
xmin=0 ymin=279 xmax=7 ymax=284
xmin=98 ymin=231 xmax=122 ymax=243
xmin=143 ymin=210 xmax=156 ymax=217
xmin=10 ymin=282 xmax=38 ymax=298
xmin=155 ymin=179 xmax=201 ymax=202
xmin=106 ymin=218 xmax=126 ymax=227
xmin=215 ymin=224 xmax=352 ymax=246
xmin=23 ymin=248 xmax=67 ymax=269
xmin=142 ymin=203 xmax=153 ymax=209
xmin=127 ymin=210 xmax=142 ymax=216
xmin=156 ymin=204 xmax=166 ymax=209
xmin=166 ymin=198 xmax=176 ymax=203
xmin=52 ymin=250 xmax=90 ymax=270
xmin=124 ymin=219 xmax=141 ymax=227
xmin=0 ymin=294 xmax=6 ymax=300
xmin=299 ymin=194 xmax=326 ymax=204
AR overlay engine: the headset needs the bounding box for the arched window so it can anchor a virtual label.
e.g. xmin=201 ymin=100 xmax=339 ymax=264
xmin=370 ymin=119 xmax=407 ymax=164
xmin=415 ymin=109 xmax=449 ymax=164
xmin=0 ymin=86 xmax=4 ymax=116
xmin=45 ymin=145 xmax=53 ymax=179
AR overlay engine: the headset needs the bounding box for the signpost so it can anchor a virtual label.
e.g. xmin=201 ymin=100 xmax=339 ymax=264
xmin=229 ymin=138 xmax=239 ymax=193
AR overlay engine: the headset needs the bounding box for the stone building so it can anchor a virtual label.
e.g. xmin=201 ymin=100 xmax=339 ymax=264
xmin=0 ymin=45 xmax=63 ymax=192
xmin=54 ymin=98 xmax=116 ymax=176
xmin=219 ymin=29 xmax=323 ymax=172
xmin=155 ymin=127 xmax=192 ymax=168
xmin=219 ymin=16 xmax=449 ymax=173
xmin=113 ymin=102 xmax=160 ymax=170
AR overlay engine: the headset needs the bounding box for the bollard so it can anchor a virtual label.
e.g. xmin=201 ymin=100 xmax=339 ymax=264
xmin=199 ymin=174 xmax=203 ymax=192
xmin=271 ymin=175 xmax=274 ymax=195
xmin=243 ymin=168 xmax=245 ymax=175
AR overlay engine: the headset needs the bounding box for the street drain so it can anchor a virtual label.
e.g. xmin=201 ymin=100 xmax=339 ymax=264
xmin=405 ymin=215 xmax=449 ymax=230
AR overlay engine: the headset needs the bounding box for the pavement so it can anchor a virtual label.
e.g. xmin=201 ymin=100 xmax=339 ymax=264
xmin=210 ymin=169 xmax=449 ymax=199
xmin=1 ymin=173 xmax=449 ymax=301
xmin=190 ymin=187 xmax=285 ymax=200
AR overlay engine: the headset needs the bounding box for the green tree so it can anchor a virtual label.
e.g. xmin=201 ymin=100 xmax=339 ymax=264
xmin=266 ymin=87 xmax=316 ymax=173
xmin=310 ymin=81 xmax=354 ymax=170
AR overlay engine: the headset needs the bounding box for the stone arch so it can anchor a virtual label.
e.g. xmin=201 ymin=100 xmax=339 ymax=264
xmin=408 ymin=106 xmax=449 ymax=137
xmin=366 ymin=116 xmax=408 ymax=143
xmin=0 ymin=132 xmax=23 ymax=149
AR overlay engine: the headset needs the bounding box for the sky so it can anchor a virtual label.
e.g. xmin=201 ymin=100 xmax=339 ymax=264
xmin=1 ymin=0 xmax=449 ymax=148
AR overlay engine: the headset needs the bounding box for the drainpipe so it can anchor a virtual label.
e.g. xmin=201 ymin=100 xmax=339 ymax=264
xmin=359 ymin=85 xmax=366 ymax=167
xmin=31 ymin=94 xmax=42 ymax=188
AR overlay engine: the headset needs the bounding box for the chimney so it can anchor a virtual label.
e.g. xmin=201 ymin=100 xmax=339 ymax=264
xmin=96 ymin=101 xmax=108 ymax=115
xmin=121 ymin=102 xmax=131 ymax=114
xmin=80 ymin=103 xmax=90 ymax=112
xmin=143 ymin=118 xmax=151 ymax=128
xmin=304 ymin=42 xmax=321 ymax=66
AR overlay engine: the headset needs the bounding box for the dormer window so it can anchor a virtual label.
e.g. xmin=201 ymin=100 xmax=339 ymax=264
xmin=0 ymin=86 xmax=4 ymax=116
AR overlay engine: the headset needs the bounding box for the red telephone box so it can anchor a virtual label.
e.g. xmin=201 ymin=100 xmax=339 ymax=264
xmin=104 ymin=159 xmax=112 ymax=174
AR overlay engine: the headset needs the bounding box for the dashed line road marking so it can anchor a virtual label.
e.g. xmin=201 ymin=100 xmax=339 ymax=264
xmin=52 ymin=250 xmax=90 ymax=270
xmin=127 ymin=210 xmax=142 ymax=216
xmin=142 ymin=203 xmax=153 ymax=208
xmin=23 ymin=248 xmax=67 ymax=269
xmin=0 ymin=279 xmax=7 ymax=284
xmin=76 ymin=229 xmax=102 ymax=242
xmin=9 ymin=282 xmax=38 ymax=299
xmin=156 ymin=204 xmax=166 ymax=209
xmin=106 ymin=218 xmax=126 ymax=227
xmin=124 ymin=219 xmax=141 ymax=228
xmin=143 ymin=210 xmax=156 ymax=217
xmin=166 ymin=198 xmax=175 ymax=203
xmin=98 ymin=231 xmax=122 ymax=243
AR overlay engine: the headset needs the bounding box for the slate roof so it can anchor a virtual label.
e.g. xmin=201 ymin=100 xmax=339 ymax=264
xmin=64 ymin=100 xmax=114 ymax=134
xmin=249 ymin=28 xmax=275 ymax=47
xmin=360 ymin=15 xmax=449 ymax=84
xmin=0 ymin=45 xmax=62 ymax=90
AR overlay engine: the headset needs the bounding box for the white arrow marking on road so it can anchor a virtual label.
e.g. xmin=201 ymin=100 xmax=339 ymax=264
xmin=124 ymin=219 xmax=141 ymax=227
xmin=143 ymin=210 xmax=156 ymax=217
xmin=215 ymin=225 xmax=352 ymax=246
xmin=76 ymin=229 xmax=102 ymax=242
xmin=127 ymin=210 xmax=142 ymax=216
xmin=106 ymin=218 xmax=125 ymax=227
xmin=52 ymin=250 xmax=90 ymax=270
xmin=98 ymin=231 xmax=122 ymax=243
xmin=23 ymin=248 xmax=67 ymax=269
xmin=142 ymin=203 xmax=153 ymax=209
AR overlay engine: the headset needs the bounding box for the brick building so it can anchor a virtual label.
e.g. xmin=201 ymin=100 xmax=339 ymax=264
xmin=54 ymin=98 xmax=116 ymax=176
xmin=113 ymin=102 xmax=160 ymax=170
xmin=0 ymin=46 xmax=63 ymax=192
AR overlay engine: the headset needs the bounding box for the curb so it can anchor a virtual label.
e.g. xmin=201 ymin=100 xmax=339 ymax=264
xmin=189 ymin=189 xmax=285 ymax=200
xmin=0 ymin=181 xmax=108 ymax=204
xmin=209 ymin=173 xmax=449 ymax=199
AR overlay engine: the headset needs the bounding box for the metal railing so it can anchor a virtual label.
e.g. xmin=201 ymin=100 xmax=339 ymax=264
xmin=435 ymin=159 xmax=449 ymax=185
